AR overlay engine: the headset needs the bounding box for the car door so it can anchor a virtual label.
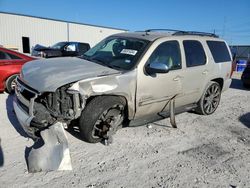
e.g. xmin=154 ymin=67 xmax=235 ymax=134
xmin=178 ymin=40 xmax=210 ymax=105
xmin=0 ymin=50 xmax=23 ymax=90
xmin=135 ymin=40 xmax=183 ymax=118
xmin=4 ymin=51 xmax=26 ymax=64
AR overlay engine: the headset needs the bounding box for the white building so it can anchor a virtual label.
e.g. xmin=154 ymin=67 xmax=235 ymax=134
xmin=0 ymin=12 xmax=126 ymax=54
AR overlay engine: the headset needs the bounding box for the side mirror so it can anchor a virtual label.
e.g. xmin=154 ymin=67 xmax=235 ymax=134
xmin=146 ymin=62 xmax=169 ymax=74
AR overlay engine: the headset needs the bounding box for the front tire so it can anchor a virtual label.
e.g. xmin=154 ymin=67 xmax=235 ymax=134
xmin=196 ymin=81 xmax=221 ymax=115
xmin=79 ymin=96 xmax=126 ymax=143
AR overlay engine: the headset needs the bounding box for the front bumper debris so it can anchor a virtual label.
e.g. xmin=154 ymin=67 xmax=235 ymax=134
xmin=27 ymin=122 xmax=72 ymax=172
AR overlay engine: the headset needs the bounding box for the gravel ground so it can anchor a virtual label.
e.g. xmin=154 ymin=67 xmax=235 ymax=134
xmin=0 ymin=73 xmax=250 ymax=188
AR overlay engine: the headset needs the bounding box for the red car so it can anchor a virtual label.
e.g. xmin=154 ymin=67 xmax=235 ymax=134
xmin=0 ymin=47 xmax=35 ymax=93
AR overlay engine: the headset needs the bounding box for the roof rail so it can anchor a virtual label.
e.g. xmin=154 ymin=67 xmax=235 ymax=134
xmin=143 ymin=29 xmax=219 ymax=38
xmin=173 ymin=31 xmax=219 ymax=38
xmin=144 ymin=29 xmax=185 ymax=33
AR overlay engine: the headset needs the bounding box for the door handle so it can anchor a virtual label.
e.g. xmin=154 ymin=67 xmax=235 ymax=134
xmin=202 ymin=70 xmax=208 ymax=75
xmin=173 ymin=76 xmax=183 ymax=81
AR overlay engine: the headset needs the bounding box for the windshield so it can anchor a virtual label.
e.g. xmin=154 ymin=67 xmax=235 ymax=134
xmin=51 ymin=42 xmax=68 ymax=49
xmin=83 ymin=37 xmax=149 ymax=70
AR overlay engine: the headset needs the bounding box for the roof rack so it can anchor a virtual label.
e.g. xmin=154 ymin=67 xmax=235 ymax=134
xmin=173 ymin=31 xmax=219 ymax=38
xmin=144 ymin=29 xmax=185 ymax=33
xmin=143 ymin=29 xmax=219 ymax=38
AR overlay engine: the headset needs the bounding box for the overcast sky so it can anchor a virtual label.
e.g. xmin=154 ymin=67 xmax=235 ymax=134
xmin=0 ymin=0 xmax=249 ymax=45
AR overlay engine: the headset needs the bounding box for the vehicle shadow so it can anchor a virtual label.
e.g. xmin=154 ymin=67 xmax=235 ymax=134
xmin=66 ymin=120 xmax=84 ymax=141
xmin=151 ymin=122 xmax=173 ymax=128
xmin=0 ymin=138 xmax=4 ymax=167
xmin=230 ymin=78 xmax=250 ymax=91
xmin=6 ymin=94 xmax=28 ymax=138
xmin=239 ymin=113 xmax=250 ymax=128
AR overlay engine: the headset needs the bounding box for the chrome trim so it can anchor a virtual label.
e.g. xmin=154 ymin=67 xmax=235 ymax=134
xmin=13 ymin=99 xmax=36 ymax=138
xmin=29 ymin=96 xmax=37 ymax=116
xmin=15 ymin=77 xmax=39 ymax=117
xmin=139 ymin=95 xmax=173 ymax=106
xmin=16 ymin=78 xmax=38 ymax=95
xmin=15 ymin=87 xmax=30 ymax=107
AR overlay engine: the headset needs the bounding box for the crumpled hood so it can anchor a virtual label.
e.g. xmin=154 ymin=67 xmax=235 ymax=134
xmin=21 ymin=57 xmax=121 ymax=92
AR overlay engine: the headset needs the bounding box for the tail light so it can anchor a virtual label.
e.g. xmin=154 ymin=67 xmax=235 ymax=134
xmin=230 ymin=59 xmax=236 ymax=78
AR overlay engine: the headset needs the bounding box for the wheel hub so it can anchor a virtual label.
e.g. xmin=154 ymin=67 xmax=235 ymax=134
xmin=203 ymin=84 xmax=220 ymax=114
xmin=92 ymin=105 xmax=124 ymax=139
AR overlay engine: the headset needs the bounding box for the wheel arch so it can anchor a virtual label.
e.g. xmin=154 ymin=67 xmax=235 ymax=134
xmin=211 ymin=77 xmax=224 ymax=90
xmin=85 ymin=94 xmax=130 ymax=119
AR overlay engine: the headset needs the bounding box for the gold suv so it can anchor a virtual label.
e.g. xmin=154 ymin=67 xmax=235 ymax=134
xmin=14 ymin=29 xmax=232 ymax=143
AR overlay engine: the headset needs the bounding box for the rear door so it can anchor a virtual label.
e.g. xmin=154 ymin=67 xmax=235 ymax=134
xmin=179 ymin=40 xmax=210 ymax=105
xmin=0 ymin=50 xmax=25 ymax=89
xmin=0 ymin=51 xmax=21 ymax=64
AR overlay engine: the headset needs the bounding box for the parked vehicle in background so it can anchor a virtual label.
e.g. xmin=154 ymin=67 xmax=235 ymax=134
xmin=0 ymin=47 xmax=35 ymax=93
xmin=31 ymin=42 xmax=90 ymax=58
xmin=14 ymin=30 xmax=232 ymax=143
xmin=241 ymin=60 xmax=250 ymax=88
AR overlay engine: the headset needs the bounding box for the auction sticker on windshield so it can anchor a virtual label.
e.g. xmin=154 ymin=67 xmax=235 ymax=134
xmin=120 ymin=49 xmax=138 ymax=56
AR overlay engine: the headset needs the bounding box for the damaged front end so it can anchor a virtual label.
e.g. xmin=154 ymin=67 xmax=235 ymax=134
xmin=14 ymin=77 xmax=84 ymax=138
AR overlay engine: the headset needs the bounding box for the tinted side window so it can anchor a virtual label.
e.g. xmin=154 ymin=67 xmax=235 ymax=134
xmin=65 ymin=44 xmax=76 ymax=51
xmin=78 ymin=43 xmax=90 ymax=55
xmin=6 ymin=52 xmax=22 ymax=60
xmin=183 ymin=40 xmax=206 ymax=67
xmin=207 ymin=41 xmax=231 ymax=63
xmin=148 ymin=41 xmax=182 ymax=70
xmin=0 ymin=51 xmax=9 ymax=60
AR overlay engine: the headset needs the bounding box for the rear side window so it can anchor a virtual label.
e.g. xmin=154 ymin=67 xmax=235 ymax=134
xmin=0 ymin=51 xmax=9 ymax=60
xmin=6 ymin=52 xmax=22 ymax=60
xmin=78 ymin=43 xmax=90 ymax=55
xmin=183 ymin=40 xmax=206 ymax=67
xmin=207 ymin=41 xmax=231 ymax=63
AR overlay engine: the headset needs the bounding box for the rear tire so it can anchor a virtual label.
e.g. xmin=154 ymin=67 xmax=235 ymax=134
xmin=79 ymin=96 xmax=126 ymax=143
xmin=5 ymin=74 xmax=18 ymax=94
xmin=195 ymin=81 xmax=221 ymax=115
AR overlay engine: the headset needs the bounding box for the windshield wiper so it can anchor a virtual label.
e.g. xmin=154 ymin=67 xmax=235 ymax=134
xmin=80 ymin=55 xmax=122 ymax=70
xmin=94 ymin=59 xmax=122 ymax=70
xmin=81 ymin=55 xmax=105 ymax=64
xmin=106 ymin=64 xmax=122 ymax=70
xmin=80 ymin=54 xmax=92 ymax=61
xmin=91 ymin=57 xmax=106 ymax=65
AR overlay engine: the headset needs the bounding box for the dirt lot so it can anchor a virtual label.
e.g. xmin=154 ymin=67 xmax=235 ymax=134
xmin=0 ymin=73 xmax=250 ymax=188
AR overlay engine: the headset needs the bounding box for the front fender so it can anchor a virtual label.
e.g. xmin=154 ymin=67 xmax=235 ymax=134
xmin=69 ymin=70 xmax=137 ymax=119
